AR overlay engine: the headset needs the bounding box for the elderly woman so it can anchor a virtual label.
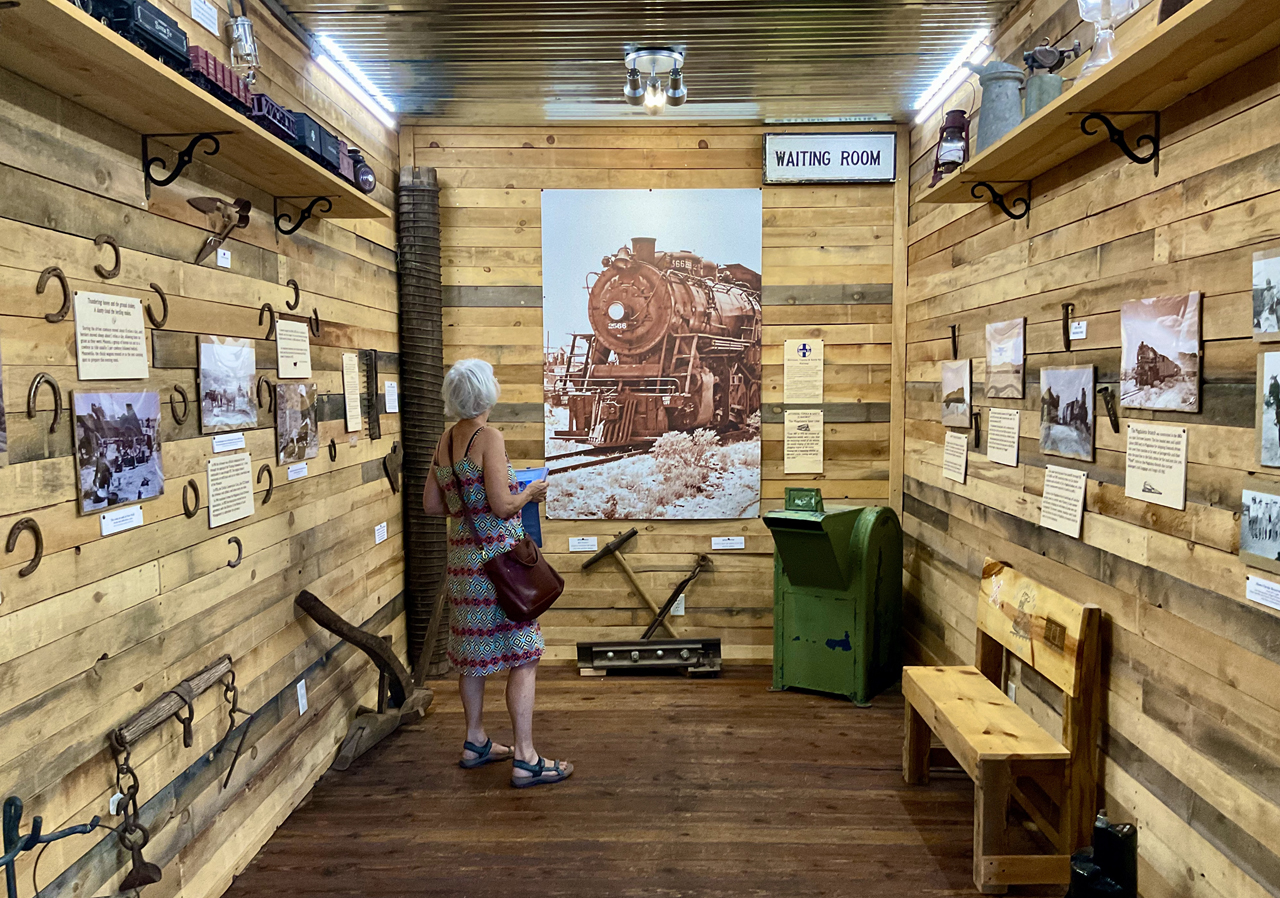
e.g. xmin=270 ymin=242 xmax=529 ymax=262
xmin=423 ymin=359 xmax=573 ymax=788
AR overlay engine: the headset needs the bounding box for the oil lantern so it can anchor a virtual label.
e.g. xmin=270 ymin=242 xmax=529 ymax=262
xmin=931 ymin=109 xmax=971 ymax=185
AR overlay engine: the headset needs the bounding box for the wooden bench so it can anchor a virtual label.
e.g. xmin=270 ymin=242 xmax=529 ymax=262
xmin=902 ymin=559 xmax=1102 ymax=894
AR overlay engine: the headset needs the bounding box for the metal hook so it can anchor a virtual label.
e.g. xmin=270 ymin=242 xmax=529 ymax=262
xmin=286 ymin=278 xmax=301 ymax=311
xmin=6 ymin=518 xmax=44 ymax=578
xmin=1097 ymin=386 xmax=1121 ymax=433
xmin=257 ymin=376 xmax=275 ymax=412
xmin=949 ymin=324 xmax=958 ymax=360
xmin=328 ymin=438 xmax=337 ymax=462
xmin=26 ymin=372 xmax=61 ymax=435
xmin=1079 ymin=111 xmax=1160 ymax=175
xmin=146 ymin=283 xmax=169 ymax=329
xmin=970 ymin=182 xmax=1030 ymax=221
xmin=145 ymin=133 xmax=221 ymax=189
xmin=170 ymin=385 xmax=189 ymax=425
xmin=227 ymin=536 xmax=243 ymax=568
xmin=183 ymin=479 xmax=200 ymax=518
xmin=309 ymin=308 xmax=321 ymax=338
xmin=93 ymin=234 xmax=121 ymax=279
xmin=1062 ymin=302 xmax=1075 ymax=351
xmin=971 ymin=410 xmax=982 ymax=449
xmin=275 ymin=197 xmax=332 ymax=236
xmin=259 ymin=303 xmax=276 ymax=339
xmin=36 ymin=266 xmax=72 ymax=323
xmin=257 ymin=464 xmax=274 ymax=504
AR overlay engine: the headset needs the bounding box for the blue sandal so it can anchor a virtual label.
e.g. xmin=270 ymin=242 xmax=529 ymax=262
xmin=459 ymin=738 xmax=514 ymax=769
xmin=511 ymin=756 xmax=574 ymax=788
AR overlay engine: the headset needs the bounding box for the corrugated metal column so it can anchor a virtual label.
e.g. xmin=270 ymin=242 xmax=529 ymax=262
xmin=397 ymin=166 xmax=448 ymax=670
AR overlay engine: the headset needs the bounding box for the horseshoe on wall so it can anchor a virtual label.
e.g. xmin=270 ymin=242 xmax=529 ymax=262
xmin=147 ymin=283 xmax=169 ymax=329
xmin=257 ymin=375 xmax=275 ymax=412
xmin=227 ymin=536 xmax=243 ymax=568
xmin=259 ymin=303 xmax=276 ymax=339
xmin=94 ymin=234 xmax=121 ymax=279
xmin=183 ymin=479 xmax=200 ymax=518
xmin=257 ymin=464 xmax=274 ymax=504
xmin=328 ymin=438 xmax=337 ymax=462
xmin=37 ymin=267 xmax=72 ymax=323
xmin=286 ymin=278 xmax=301 ymax=311
xmin=309 ymin=308 xmax=321 ymax=338
xmin=26 ymin=372 xmax=62 ymax=435
xmin=6 ymin=518 xmax=43 ymax=578
xmin=170 ymin=385 xmax=190 ymax=425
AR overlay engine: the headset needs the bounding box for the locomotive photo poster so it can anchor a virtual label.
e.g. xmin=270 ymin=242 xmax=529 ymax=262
xmin=1119 ymin=292 xmax=1201 ymax=411
xmin=541 ymin=189 xmax=763 ymax=520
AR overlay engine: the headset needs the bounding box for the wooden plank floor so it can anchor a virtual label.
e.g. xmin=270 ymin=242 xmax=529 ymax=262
xmin=224 ymin=666 xmax=1011 ymax=897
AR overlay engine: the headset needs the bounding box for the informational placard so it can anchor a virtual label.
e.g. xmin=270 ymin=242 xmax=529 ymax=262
xmin=374 ymin=522 xmax=388 ymax=544
xmin=1124 ymin=423 xmax=1187 ymax=510
xmin=1040 ymin=465 xmax=1088 ymax=538
xmin=569 ymin=536 xmax=598 ymax=552
xmin=100 ymin=505 xmax=144 ymax=536
xmin=712 ymin=536 xmax=746 ymax=550
xmin=275 ymin=320 xmax=312 ymax=378
xmin=191 ymin=0 xmax=219 ymax=33
xmin=784 ymin=409 xmax=824 ymax=474
xmin=1070 ymin=320 xmax=1088 ymax=341
xmin=943 ymin=431 xmax=968 ymax=483
xmin=342 ymin=352 xmax=362 ymax=432
xmin=212 ymin=433 xmax=246 ymax=453
xmin=287 ymin=462 xmax=308 ymax=481
xmin=74 ymin=292 xmax=149 ymax=380
xmin=207 ymin=453 xmax=255 ymax=528
xmin=1246 ymin=575 xmax=1280 ymax=612
xmin=783 ymin=339 xmax=824 ymax=403
xmin=986 ymin=408 xmax=1021 ymax=467
xmin=384 ymin=380 xmax=399 ymax=414
xmin=763 ymin=132 xmax=897 ymax=183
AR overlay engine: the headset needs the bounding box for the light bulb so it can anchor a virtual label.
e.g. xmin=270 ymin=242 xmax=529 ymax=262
xmin=666 ymin=68 xmax=686 ymax=106
xmin=624 ymin=67 xmax=644 ymax=105
xmin=643 ymin=74 xmax=666 ymax=114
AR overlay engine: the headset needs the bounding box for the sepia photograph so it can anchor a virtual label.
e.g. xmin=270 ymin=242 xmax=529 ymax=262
xmin=1254 ymin=248 xmax=1280 ymax=339
xmin=1260 ymin=353 xmax=1280 ymax=467
xmin=1120 ymin=292 xmax=1200 ymax=411
xmin=542 ymin=189 xmax=762 ymax=520
xmin=276 ymin=382 xmax=318 ymax=465
xmin=985 ymin=318 xmax=1025 ymax=399
xmin=1040 ymin=365 xmax=1095 ymax=461
xmin=200 ymin=335 xmax=259 ymax=433
xmin=1241 ymin=483 xmax=1280 ymax=575
xmin=73 ymin=391 xmax=164 ymax=514
xmin=940 ymin=359 xmax=971 ymax=427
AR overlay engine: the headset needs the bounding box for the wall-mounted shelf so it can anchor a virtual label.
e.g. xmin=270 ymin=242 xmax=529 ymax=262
xmin=918 ymin=0 xmax=1280 ymax=206
xmin=0 ymin=0 xmax=391 ymax=221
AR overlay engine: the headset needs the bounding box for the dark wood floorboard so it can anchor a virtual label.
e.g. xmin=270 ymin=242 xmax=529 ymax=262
xmin=224 ymin=667 xmax=1054 ymax=897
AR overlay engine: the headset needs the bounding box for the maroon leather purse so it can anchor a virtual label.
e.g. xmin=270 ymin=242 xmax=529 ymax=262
xmin=448 ymin=429 xmax=563 ymax=623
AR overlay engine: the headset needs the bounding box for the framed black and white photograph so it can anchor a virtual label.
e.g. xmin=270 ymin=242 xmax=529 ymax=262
xmin=200 ymin=335 xmax=259 ymax=433
xmin=276 ymin=382 xmax=318 ymax=465
xmin=1259 ymin=353 xmax=1280 ymax=467
xmin=1040 ymin=366 xmax=1094 ymax=462
xmin=940 ymin=359 xmax=971 ymax=427
xmin=1253 ymin=248 xmax=1280 ymax=340
xmin=1241 ymin=480 xmax=1280 ymax=576
xmin=1120 ymin=292 xmax=1200 ymax=411
xmin=985 ymin=318 xmax=1025 ymax=399
xmin=72 ymin=391 xmax=164 ymax=514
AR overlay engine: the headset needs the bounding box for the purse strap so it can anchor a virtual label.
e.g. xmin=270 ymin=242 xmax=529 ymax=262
xmin=446 ymin=425 xmax=487 ymax=543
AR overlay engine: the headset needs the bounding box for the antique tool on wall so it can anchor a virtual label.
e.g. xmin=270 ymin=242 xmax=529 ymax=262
xmin=295 ymin=591 xmax=434 ymax=770
xmin=576 ymin=529 xmax=721 ymax=675
xmin=2 ymin=796 xmax=99 ymax=898
xmin=361 ymin=348 xmax=381 ymax=440
xmin=189 ymin=197 xmax=251 ymax=264
xmin=1024 ymin=38 xmax=1082 ymax=117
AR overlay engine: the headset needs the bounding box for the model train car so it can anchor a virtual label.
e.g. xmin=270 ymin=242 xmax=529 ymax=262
xmin=554 ymin=237 xmax=762 ymax=448
xmin=250 ymin=93 xmax=297 ymax=142
xmin=187 ymin=45 xmax=252 ymax=114
xmin=1133 ymin=341 xmax=1182 ymax=387
xmin=92 ymin=0 xmax=189 ymax=71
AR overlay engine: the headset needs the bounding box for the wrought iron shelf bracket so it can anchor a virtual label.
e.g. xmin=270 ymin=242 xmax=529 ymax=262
xmin=970 ymin=181 xmax=1030 ymax=220
xmin=274 ymin=197 xmax=332 ymax=236
xmin=142 ymin=133 xmax=226 ymax=196
xmin=1076 ymin=111 xmax=1161 ymax=175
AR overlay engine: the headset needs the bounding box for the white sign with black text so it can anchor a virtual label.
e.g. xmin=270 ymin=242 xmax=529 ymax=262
xmin=763 ymin=133 xmax=897 ymax=184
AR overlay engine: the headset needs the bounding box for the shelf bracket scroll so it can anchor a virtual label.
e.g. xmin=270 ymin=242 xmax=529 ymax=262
xmin=1078 ymin=111 xmax=1160 ymax=176
xmin=142 ymin=133 xmax=224 ymax=196
xmin=274 ymin=197 xmax=332 ymax=236
xmin=970 ymin=182 xmax=1029 ymax=220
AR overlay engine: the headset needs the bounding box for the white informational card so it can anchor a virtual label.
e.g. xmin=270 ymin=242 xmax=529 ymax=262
xmin=342 ymin=352 xmax=362 ymax=432
xmin=296 ymin=680 xmax=308 ymax=715
xmin=207 ymin=453 xmax=255 ymax=528
xmin=569 ymin=536 xmax=598 ymax=552
xmin=943 ymin=431 xmax=968 ymax=483
xmin=784 ymin=409 xmax=824 ymax=474
xmin=986 ymin=408 xmax=1021 ymax=467
xmin=275 ymin=320 xmax=312 ymax=378
xmin=712 ymin=536 xmax=746 ymax=550
xmin=287 ymin=462 xmax=308 ymax=481
xmin=100 ymin=505 xmax=144 ymax=536
xmin=375 ymin=522 xmax=388 ymax=544
xmin=1124 ymin=423 xmax=1187 ymax=510
xmin=783 ymin=338 xmax=824 ymax=403
xmin=1040 ymin=465 xmax=1088 ymax=538
xmin=191 ymin=0 xmax=219 ymax=33
xmin=1246 ymin=576 xmax=1280 ymax=612
xmin=74 ymin=292 xmax=149 ymax=380
xmin=1070 ymin=320 xmax=1088 ymax=340
xmin=212 ymin=433 xmax=246 ymax=453
xmin=384 ymin=381 xmax=399 ymax=413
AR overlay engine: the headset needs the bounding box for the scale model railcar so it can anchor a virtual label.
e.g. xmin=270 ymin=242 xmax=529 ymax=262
xmin=554 ymin=237 xmax=762 ymax=448
xmin=1133 ymin=341 xmax=1182 ymax=387
xmin=92 ymin=0 xmax=189 ymax=71
xmin=187 ymin=46 xmax=252 ymax=114
xmin=250 ymin=93 xmax=297 ymax=142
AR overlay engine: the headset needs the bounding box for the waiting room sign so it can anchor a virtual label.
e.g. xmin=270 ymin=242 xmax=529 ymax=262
xmin=762 ymin=132 xmax=897 ymax=184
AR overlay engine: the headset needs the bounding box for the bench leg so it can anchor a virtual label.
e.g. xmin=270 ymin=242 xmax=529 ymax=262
xmin=974 ymin=760 xmax=1011 ymax=895
xmin=903 ymin=699 xmax=931 ymax=785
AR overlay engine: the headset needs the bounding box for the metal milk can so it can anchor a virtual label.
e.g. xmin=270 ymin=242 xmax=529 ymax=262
xmin=964 ymin=59 xmax=1026 ymax=153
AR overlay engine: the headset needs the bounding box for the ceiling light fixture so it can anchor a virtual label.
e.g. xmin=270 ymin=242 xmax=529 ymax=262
xmin=623 ymin=47 xmax=686 ymax=114
xmin=913 ymin=29 xmax=992 ymax=124
xmin=316 ymin=35 xmax=398 ymax=130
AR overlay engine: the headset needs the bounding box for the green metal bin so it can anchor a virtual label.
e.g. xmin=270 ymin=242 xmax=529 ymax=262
xmin=763 ymin=488 xmax=903 ymax=704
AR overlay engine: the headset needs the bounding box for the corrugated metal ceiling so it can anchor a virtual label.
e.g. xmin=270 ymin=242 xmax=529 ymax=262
xmin=277 ymin=0 xmax=1020 ymax=121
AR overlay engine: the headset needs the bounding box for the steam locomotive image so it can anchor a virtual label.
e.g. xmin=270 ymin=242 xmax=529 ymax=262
xmin=552 ymin=237 xmax=762 ymax=448
xmin=1131 ymin=341 xmax=1182 ymax=387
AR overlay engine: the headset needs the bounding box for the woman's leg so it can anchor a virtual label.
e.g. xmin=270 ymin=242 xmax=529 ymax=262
xmin=506 ymin=661 xmax=570 ymax=781
xmin=459 ymin=672 xmax=488 ymax=748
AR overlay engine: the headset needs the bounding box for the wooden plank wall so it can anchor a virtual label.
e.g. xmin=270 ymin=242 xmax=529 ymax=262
xmin=905 ymin=0 xmax=1280 ymax=895
xmin=0 ymin=4 xmax=402 ymax=895
xmin=405 ymin=124 xmax=901 ymax=662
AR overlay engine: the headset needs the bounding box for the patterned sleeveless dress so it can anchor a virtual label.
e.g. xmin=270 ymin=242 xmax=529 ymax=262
xmin=435 ymin=444 xmax=545 ymax=676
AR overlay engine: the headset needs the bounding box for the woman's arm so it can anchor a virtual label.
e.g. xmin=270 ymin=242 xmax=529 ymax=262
xmin=479 ymin=427 xmax=547 ymax=519
xmin=422 ymin=431 xmax=449 ymax=516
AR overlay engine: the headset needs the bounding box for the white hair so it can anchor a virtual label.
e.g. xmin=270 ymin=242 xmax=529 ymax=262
xmin=443 ymin=358 xmax=500 ymax=419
